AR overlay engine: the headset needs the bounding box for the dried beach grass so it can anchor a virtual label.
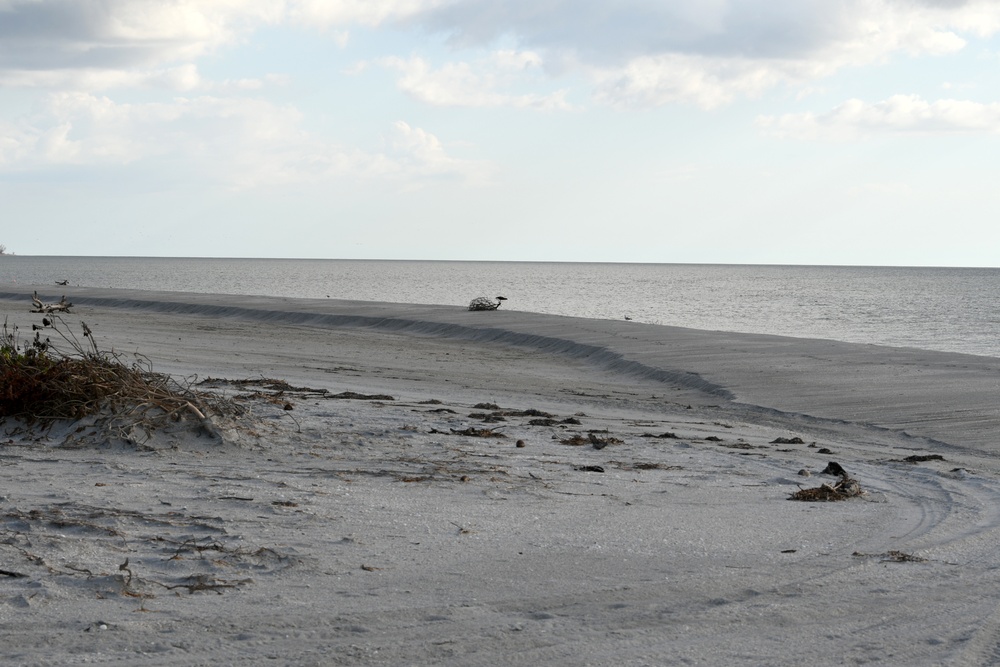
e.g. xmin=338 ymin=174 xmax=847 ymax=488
xmin=1 ymin=316 xmax=230 ymax=443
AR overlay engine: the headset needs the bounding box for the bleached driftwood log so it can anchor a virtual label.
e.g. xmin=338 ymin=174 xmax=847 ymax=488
xmin=31 ymin=291 xmax=73 ymax=313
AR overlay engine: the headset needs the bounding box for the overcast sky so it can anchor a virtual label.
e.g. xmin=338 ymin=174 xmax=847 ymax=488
xmin=2 ymin=0 xmax=999 ymax=265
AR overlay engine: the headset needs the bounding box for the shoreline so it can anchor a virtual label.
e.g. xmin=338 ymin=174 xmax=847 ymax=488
xmin=4 ymin=285 xmax=999 ymax=454
xmin=3 ymin=286 xmax=1000 ymax=664
xmin=5 ymin=260 xmax=1000 ymax=360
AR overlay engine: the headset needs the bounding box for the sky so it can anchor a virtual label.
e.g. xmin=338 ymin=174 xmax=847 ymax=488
xmin=1 ymin=0 xmax=1000 ymax=266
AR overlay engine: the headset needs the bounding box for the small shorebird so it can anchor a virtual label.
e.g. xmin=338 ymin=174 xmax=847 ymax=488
xmin=624 ymin=315 xmax=632 ymax=321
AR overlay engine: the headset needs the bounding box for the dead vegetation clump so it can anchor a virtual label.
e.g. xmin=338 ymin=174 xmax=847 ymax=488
xmin=529 ymin=417 xmax=581 ymax=426
xmin=468 ymin=412 xmax=507 ymax=423
xmin=718 ymin=441 xmax=762 ymax=450
xmin=468 ymin=297 xmax=501 ymax=311
xmin=330 ymin=391 xmax=395 ymax=401
xmin=771 ymin=436 xmax=806 ymax=444
xmin=560 ymin=432 xmax=624 ymax=448
xmin=610 ymin=461 xmax=683 ymax=471
xmin=448 ymin=426 xmax=507 ymax=438
xmin=198 ymin=378 xmax=396 ymax=408
xmin=641 ymin=431 xmax=679 ymax=439
xmin=0 ymin=316 xmax=231 ymax=443
xmin=501 ymin=408 xmax=552 ymax=418
xmin=899 ymin=454 xmax=946 ymax=463
xmin=788 ymin=480 xmax=862 ymax=502
xmin=789 ymin=462 xmax=864 ymax=502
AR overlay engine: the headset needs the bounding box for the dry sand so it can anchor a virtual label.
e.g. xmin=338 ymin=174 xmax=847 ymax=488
xmin=2 ymin=286 xmax=1000 ymax=666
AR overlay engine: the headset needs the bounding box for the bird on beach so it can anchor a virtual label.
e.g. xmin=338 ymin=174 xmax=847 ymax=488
xmin=624 ymin=315 xmax=632 ymax=321
xmin=55 ymin=280 xmax=68 ymax=286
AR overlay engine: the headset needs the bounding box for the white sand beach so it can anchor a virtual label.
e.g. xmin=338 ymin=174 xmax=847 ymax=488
xmin=2 ymin=286 xmax=1000 ymax=666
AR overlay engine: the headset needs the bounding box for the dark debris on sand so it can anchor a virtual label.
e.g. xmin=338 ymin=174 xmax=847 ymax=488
xmin=789 ymin=461 xmax=864 ymax=502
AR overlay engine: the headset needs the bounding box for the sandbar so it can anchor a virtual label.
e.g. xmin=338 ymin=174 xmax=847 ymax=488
xmin=1 ymin=286 xmax=999 ymax=666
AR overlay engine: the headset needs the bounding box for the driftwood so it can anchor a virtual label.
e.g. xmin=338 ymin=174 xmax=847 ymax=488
xmin=31 ymin=292 xmax=73 ymax=313
xmin=468 ymin=297 xmax=499 ymax=311
xmin=788 ymin=462 xmax=863 ymax=501
xmin=468 ymin=296 xmax=506 ymax=311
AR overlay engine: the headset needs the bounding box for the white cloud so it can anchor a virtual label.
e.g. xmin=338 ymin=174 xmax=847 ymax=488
xmin=591 ymin=53 xmax=819 ymax=110
xmin=0 ymin=92 xmax=487 ymax=188
xmin=3 ymin=0 xmax=999 ymax=108
xmin=0 ymin=62 xmax=285 ymax=95
xmin=289 ymin=0 xmax=447 ymax=27
xmin=377 ymin=52 xmax=571 ymax=110
xmin=0 ymin=0 xmax=282 ymax=67
xmin=757 ymin=94 xmax=1000 ymax=139
xmin=0 ymin=63 xmax=203 ymax=91
xmin=395 ymin=0 xmax=1000 ymax=109
xmin=0 ymin=0 xmax=443 ymax=80
xmin=383 ymin=120 xmax=491 ymax=185
xmin=0 ymin=0 xmax=287 ymax=92
xmin=408 ymin=0 xmax=988 ymax=62
xmin=581 ymin=0 xmax=992 ymax=109
xmin=0 ymin=0 xmax=451 ymax=92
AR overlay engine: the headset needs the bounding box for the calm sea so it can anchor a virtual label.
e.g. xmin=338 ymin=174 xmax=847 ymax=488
xmin=2 ymin=256 xmax=999 ymax=359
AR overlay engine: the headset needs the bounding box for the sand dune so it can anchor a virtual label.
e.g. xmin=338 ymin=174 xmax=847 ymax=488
xmin=2 ymin=286 xmax=1000 ymax=665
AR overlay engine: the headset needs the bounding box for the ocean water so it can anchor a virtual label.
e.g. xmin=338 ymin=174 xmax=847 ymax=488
xmin=2 ymin=256 xmax=999 ymax=359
